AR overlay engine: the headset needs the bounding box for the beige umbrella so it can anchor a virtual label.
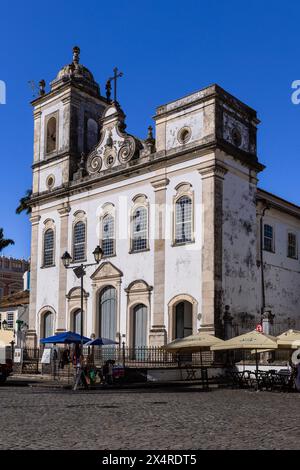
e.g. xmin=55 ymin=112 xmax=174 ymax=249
xmin=164 ymin=332 xmax=225 ymax=368
xmin=211 ymin=330 xmax=278 ymax=375
xmin=277 ymin=329 xmax=300 ymax=349
xmin=165 ymin=331 xmax=225 ymax=353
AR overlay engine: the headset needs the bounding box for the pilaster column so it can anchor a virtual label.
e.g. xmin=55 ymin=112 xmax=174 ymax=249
xmin=27 ymin=213 xmax=41 ymax=348
xmin=149 ymin=176 xmax=169 ymax=346
xmin=223 ymin=305 xmax=233 ymax=340
xmin=57 ymin=203 xmax=71 ymax=332
xmin=262 ymin=309 xmax=275 ymax=335
xmin=198 ymin=162 xmax=227 ymax=336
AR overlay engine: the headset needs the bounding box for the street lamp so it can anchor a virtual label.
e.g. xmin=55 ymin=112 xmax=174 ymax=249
xmin=61 ymin=245 xmax=103 ymax=358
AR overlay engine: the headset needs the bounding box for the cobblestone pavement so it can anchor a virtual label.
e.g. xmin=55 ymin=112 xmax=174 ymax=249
xmin=0 ymin=384 xmax=299 ymax=450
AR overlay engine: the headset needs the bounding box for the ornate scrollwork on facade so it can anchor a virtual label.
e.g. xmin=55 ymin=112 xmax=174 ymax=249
xmin=103 ymin=146 xmax=117 ymax=168
xmin=85 ymin=104 xmax=142 ymax=176
xmin=118 ymin=137 xmax=136 ymax=164
xmin=86 ymin=151 xmax=102 ymax=174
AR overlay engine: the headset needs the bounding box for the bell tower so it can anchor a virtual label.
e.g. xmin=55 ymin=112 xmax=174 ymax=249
xmin=31 ymin=46 xmax=108 ymax=195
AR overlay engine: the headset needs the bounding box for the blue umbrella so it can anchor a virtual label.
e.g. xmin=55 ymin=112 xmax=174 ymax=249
xmin=40 ymin=331 xmax=91 ymax=344
xmin=84 ymin=337 xmax=118 ymax=347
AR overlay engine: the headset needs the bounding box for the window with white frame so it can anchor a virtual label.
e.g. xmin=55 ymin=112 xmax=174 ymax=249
xmin=263 ymin=224 xmax=274 ymax=252
xmin=43 ymin=228 xmax=54 ymax=267
xmin=102 ymin=214 xmax=115 ymax=257
xmin=73 ymin=221 xmax=86 ymax=262
xmin=287 ymin=232 xmax=297 ymax=259
xmin=132 ymin=206 xmax=148 ymax=252
xmin=175 ymin=196 xmax=192 ymax=244
xmin=7 ymin=312 xmax=14 ymax=329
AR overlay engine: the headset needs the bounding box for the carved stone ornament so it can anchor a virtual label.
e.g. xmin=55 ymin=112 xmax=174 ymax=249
xmin=118 ymin=137 xmax=136 ymax=164
xmin=86 ymin=150 xmax=102 ymax=174
xmin=104 ymin=146 xmax=116 ymax=168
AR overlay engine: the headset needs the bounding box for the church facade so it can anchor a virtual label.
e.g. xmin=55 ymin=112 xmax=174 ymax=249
xmin=27 ymin=47 xmax=300 ymax=348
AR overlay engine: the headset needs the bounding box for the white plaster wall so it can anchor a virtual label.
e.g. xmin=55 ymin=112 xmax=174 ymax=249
xmin=222 ymin=164 xmax=260 ymax=318
xmin=164 ymin=169 xmax=202 ymax=329
xmin=38 ymin=162 xmax=64 ymax=192
xmin=35 ymin=210 xmax=61 ymax=335
xmin=262 ymin=212 xmax=300 ymax=322
xmin=34 ymin=159 xmax=205 ymax=342
xmin=64 ymin=181 xmax=155 ymax=340
xmin=166 ymin=110 xmax=204 ymax=151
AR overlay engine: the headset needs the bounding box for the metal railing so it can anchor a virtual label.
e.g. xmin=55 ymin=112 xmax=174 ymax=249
xmin=14 ymin=346 xmax=218 ymax=374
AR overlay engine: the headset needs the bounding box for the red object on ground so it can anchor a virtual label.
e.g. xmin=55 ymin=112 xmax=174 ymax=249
xmin=256 ymin=324 xmax=263 ymax=333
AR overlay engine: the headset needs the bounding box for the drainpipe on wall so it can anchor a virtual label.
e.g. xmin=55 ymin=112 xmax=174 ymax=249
xmin=259 ymin=202 xmax=270 ymax=326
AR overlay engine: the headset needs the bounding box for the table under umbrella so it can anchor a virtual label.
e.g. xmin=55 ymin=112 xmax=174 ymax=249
xmin=211 ymin=330 xmax=278 ymax=375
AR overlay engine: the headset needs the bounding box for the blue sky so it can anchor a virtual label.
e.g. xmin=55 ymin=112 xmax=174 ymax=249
xmin=0 ymin=0 xmax=299 ymax=259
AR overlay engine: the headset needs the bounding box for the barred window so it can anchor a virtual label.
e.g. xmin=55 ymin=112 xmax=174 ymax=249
xmin=102 ymin=214 xmax=115 ymax=257
xmin=264 ymin=224 xmax=274 ymax=252
xmin=132 ymin=207 xmax=148 ymax=252
xmin=7 ymin=312 xmax=14 ymax=329
xmin=288 ymin=232 xmax=297 ymax=259
xmin=175 ymin=196 xmax=192 ymax=244
xmin=73 ymin=221 xmax=86 ymax=262
xmin=43 ymin=229 xmax=54 ymax=267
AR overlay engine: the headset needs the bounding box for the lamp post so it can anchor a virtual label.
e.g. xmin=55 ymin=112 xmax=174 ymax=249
xmin=61 ymin=245 xmax=103 ymax=358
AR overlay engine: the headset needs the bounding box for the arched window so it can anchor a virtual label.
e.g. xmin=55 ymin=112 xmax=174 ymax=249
xmin=46 ymin=116 xmax=57 ymax=153
xmin=102 ymin=214 xmax=115 ymax=257
xmin=73 ymin=309 xmax=82 ymax=335
xmin=132 ymin=304 xmax=147 ymax=348
xmin=43 ymin=229 xmax=54 ymax=267
xmin=175 ymin=196 xmax=192 ymax=244
xmin=43 ymin=311 xmax=54 ymax=339
xmin=132 ymin=206 xmax=148 ymax=252
xmin=99 ymin=286 xmax=117 ymax=341
xmin=73 ymin=221 xmax=86 ymax=262
xmin=86 ymin=118 xmax=98 ymax=153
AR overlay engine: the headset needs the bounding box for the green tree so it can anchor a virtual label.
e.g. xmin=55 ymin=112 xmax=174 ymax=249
xmin=16 ymin=189 xmax=32 ymax=215
xmin=0 ymin=228 xmax=14 ymax=253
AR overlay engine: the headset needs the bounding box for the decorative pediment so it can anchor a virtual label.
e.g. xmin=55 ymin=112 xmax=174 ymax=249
xmin=90 ymin=261 xmax=123 ymax=281
xmin=86 ymin=103 xmax=141 ymax=175
xmin=66 ymin=287 xmax=89 ymax=299
xmin=125 ymin=279 xmax=153 ymax=293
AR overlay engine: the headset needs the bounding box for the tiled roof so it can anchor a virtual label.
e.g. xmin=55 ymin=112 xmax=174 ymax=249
xmin=0 ymin=290 xmax=29 ymax=308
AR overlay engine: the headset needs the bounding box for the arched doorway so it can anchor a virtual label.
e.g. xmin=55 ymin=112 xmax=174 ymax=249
xmin=73 ymin=309 xmax=82 ymax=335
xmin=132 ymin=304 xmax=147 ymax=348
xmin=175 ymin=301 xmax=192 ymax=339
xmin=42 ymin=311 xmax=54 ymax=344
xmin=99 ymin=286 xmax=117 ymax=341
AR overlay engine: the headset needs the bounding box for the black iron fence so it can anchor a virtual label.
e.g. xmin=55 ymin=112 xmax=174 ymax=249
xmin=15 ymin=346 xmax=218 ymax=374
xmin=85 ymin=346 xmax=215 ymax=368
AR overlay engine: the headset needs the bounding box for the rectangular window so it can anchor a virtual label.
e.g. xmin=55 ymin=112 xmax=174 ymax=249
xmin=132 ymin=207 xmax=148 ymax=252
xmin=264 ymin=224 xmax=274 ymax=252
xmin=288 ymin=232 xmax=297 ymax=259
xmin=175 ymin=197 xmax=192 ymax=245
xmin=102 ymin=215 xmax=115 ymax=257
xmin=7 ymin=312 xmax=14 ymax=329
xmin=73 ymin=222 xmax=86 ymax=262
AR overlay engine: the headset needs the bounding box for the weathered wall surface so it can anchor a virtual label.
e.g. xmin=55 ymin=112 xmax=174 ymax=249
xmin=262 ymin=210 xmax=300 ymax=324
xmin=222 ymin=159 xmax=260 ymax=321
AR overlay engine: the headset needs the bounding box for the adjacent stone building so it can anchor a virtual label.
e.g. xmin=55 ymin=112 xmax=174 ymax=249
xmin=26 ymin=47 xmax=300 ymax=348
xmin=0 ymin=257 xmax=29 ymax=299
